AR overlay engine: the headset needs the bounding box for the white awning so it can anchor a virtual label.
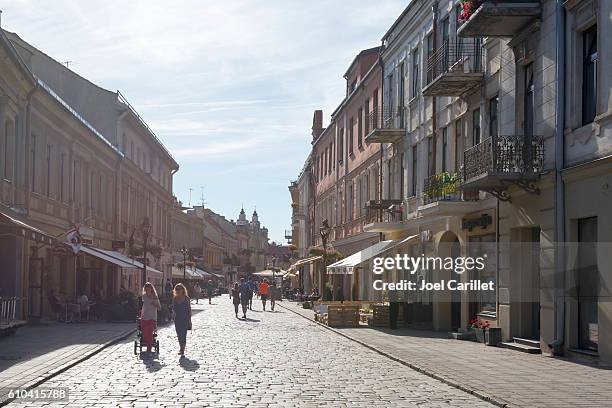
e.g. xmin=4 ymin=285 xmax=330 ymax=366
xmin=326 ymin=235 xmax=419 ymax=275
xmin=80 ymin=246 xmax=140 ymax=269
xmin=252 ymin=269 xmax=287 ymax=277
xmin=288 ymin=255 xmax=322 ymax=272
xmin=82 ymin=246 xmax=163 ymax=276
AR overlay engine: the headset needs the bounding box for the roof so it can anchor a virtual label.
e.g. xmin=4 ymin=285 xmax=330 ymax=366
xmin=381 ymin=0 xmax=419 ymax=43
xmin=37 ymin=78 xmax=124 ymax=158
xmin=343 ymin=46 xmax=381 ymax=79
xmin=0 ymin=30 xmax=36 ymax=86
xmin=117 ymin=91 xmax=179 ymax=170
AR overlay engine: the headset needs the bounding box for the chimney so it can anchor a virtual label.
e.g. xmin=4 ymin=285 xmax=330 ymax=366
xmin=311 ymin=110 xmax=323 ymax=139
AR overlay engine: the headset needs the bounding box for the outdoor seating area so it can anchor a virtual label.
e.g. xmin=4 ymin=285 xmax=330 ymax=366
xmin=0 ymin=297 xmax=26 ymax=336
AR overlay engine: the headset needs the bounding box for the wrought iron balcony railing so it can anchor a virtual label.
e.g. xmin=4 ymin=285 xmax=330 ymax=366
xmin=462 ymin=135 xmax=544 ymax=195
xmin=365 ymin=199 xmax=403 ymax=224
xmin=365 ymin=107 xmax=406 ymax=143
xmin=423 ymin=39 xmax=484 ymax=96
xmin=457 ymin=1 xmax=542 ymax=38
xmin=423 ymin=172 xmax=463 ymax=205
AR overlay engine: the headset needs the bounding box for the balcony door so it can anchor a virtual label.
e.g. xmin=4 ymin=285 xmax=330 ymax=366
xmin=524 ymin=63 xmax=534 ymax=137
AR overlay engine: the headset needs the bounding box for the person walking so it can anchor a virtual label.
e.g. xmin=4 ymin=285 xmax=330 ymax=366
xmin=172 ymin=283 xmax=192 ymax=356
xmin=247 ymin=277 xmax=256 ymax=310
xmin=238 ymin=278 xmax=251 ymax=319
xmin=231 ymin=282 xmax=241 ymax=318
xmin=193 ymin=282 xmax=201 ymax=304
xmin=269 ymin=281 xmax=280 ymax=311
xmin=141 ymin=282 xmax=161 ymax=355
xmin=259 ymin=279 xmax=270 ymax=311
xmin=206 ymin=279 xmax=215 ymax=304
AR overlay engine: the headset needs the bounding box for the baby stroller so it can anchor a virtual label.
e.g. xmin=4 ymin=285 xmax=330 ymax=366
xmin=134 ymin=316 xmax=160 ymax=356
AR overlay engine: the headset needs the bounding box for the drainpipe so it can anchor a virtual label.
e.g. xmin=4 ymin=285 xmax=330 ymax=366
xmin=549 ymin=0 xmax=566 ymax=354
xmin=378 ymin=42 xmax=384 ymax=231
xmin=431 ymin=1 xmax=438 ymax=177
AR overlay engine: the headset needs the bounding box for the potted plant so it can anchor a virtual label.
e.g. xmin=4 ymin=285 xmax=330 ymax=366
xmin=469 ymin=317 xmax=490 ymax=343
xmin=459 ymin=0 xmax=484 ymax=23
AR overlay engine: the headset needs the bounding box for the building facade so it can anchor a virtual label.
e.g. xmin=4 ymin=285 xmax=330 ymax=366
xmin=291 ymin=0 xmax=612 ymax=365
xmin=0 ymin=27 xmax=180 ymax=321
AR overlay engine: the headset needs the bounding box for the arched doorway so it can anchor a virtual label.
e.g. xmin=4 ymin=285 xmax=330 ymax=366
xmin=436 ymin=231 xmax=462 ymax=331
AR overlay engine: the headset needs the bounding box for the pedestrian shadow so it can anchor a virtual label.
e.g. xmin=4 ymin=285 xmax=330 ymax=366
xmin=140 ymin=356 xmax=164 ymax=373
xmin=179 ymin=357 xmax=200 ymax=371
xmin=241 ymin=317 xmax=260 ymax=322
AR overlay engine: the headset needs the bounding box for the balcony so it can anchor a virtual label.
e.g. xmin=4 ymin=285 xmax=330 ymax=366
xmin=457 ymin=1 xmax=541 ymax=38
xmin=363 ymin=199 xmax=406 ymax=233
xmin=460 ymin=135 xmax=544 ymax=201
xmin=364 ymin=107 xmax=406 ymax=144
xmin=419 ymin=172 xmax=480 ymax=216
xmin=423 ymin=39 xmax=484 ymax=97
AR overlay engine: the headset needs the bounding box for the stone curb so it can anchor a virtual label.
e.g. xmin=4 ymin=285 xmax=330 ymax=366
xmin=279 ymin=302 xmax=511 ymax=408
xmin=0 ymin=327 xmax=136 ymax=407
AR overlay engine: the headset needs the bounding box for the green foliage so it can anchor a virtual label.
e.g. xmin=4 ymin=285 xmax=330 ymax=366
xmin=322 ymin=281 xmax=333 ymax=301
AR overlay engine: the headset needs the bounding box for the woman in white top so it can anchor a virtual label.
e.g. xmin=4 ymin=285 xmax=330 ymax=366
xmin=141 ymin=282 xmax=161 ymax=353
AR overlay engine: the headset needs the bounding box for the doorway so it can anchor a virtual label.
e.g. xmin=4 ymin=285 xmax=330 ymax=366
xmin=577 ymin=217 xmax=598 ymax=351
xmin=28 ymin=257 xmax=44 ymax=319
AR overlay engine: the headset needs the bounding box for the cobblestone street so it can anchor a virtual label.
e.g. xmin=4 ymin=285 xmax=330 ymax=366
xmin=6 ymin=296 xmax=493 ymax=407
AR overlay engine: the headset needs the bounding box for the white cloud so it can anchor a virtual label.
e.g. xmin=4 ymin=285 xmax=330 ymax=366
xmin=1 ymin=0 xmax=408 ymax=242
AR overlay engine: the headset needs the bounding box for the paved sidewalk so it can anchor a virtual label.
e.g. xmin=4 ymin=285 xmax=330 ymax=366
xmin=280 ymin=301 xmax=612 ymax=408
xmin=0 ymin=320 xmax=134 ymax=405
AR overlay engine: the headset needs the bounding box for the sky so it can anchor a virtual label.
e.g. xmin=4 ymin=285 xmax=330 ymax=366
xmin=1 ymin=0 xmax=407 ymax=243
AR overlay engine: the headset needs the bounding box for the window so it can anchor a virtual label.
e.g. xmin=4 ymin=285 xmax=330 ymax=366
xmin=72 ymin=160 xmax=77 ymax=202
xmin=472 ymin=108 xmax=481 ymax=146
xmin=387 ymin=160 xmax=392 ymax=199
xmin=364 ymin=100 xmax=370 ymax=141
xmin=411 ymin=48 xmax=420 ymax=97
xmin=400 ymin=152 xmax=405 ymax=200
xmin=130 ymin=141 xmax=134 ymax=159
xmin=455 ymin=119 xmax=462 ymax=172
xmin=411 ymin=145 xmax=418 ymax=196
xmin=349 ymin=117 xmax=354 ymax=155
xmin=3 ymin=121 xmax=9 ymax=180
xmin=338 ymin=128 xmax=344 ymax=164
xmin=59 ymin=153 xmax=65 ymax=202
xmin=441 ymin=16 xmax=449 ymax=43
xmin=525 ymin=64 xmax=534 ymax=136
xmin=442 ymin=127 xmax=448 ymax=172
xmin=427 ymin=137 xmax=433 ymax=176
xmin=489 ymin=96 xmax=498 ymax=137
xmin=46 ymin=144 xmax=52 ymax=197
xmin=357 ymin=107 xmax=363 ymax=149
xmin=399 ymin=62 xmax=405 ymax=127
xmin=30 ymin=135 xmax=37 ymax=192
xmin=582 ymin=25 xmax=597 ymax=125
xmin=372 ymin=89 xmax=379 ymax=127
xmin=426 ymin=34 xmax=434 ymax=83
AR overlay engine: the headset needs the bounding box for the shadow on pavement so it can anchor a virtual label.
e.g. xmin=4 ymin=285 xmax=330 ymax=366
xmin=242 ymin=318 xmax=260 ymax=322
xmin=141 ymin=356 xmax=164 ymax=373
xmin=179 ymin=357 xmax=200 ymax=371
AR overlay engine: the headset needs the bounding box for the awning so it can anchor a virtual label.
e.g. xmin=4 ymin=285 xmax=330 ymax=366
xmin=0 ymin=205 xmax=56 ymax=245
xmin=252 ymin=269 xmax=287 ymax=278
xmin=326 ymin=235 xmax=419 ymax=275
xmin=288 ymin=255 xmax=322 ymax=272
xmin=80 ymin=246 xmax=140 ymax=268
xmin=81 ymin=246 xmax=163 ymax=276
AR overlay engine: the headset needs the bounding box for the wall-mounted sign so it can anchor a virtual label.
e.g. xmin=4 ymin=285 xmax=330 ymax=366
xmin=462 ymin=214 xmax=493 ymax=232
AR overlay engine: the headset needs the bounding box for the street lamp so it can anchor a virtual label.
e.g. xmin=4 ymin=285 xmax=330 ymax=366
xmin=319 ymin=219 xmax=331 ymax=294
xmin=140 ymin=217 xmax=151 ymax=287
xmin=180 ymin=245 xmax=188 ymax=280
